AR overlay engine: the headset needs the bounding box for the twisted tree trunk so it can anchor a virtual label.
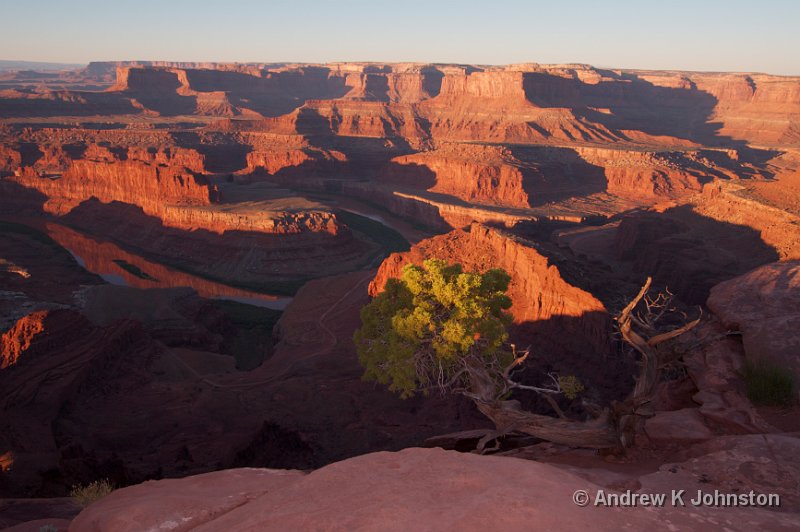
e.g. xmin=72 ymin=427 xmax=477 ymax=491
xmin=475 ymin=399 xmax=620 ymax=448
xmin=462 ymin=277 xmax=699 ymax=450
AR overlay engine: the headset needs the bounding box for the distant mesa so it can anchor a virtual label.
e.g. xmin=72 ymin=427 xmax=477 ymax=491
xmin=1 ymin=59 xmax=799 ymax=529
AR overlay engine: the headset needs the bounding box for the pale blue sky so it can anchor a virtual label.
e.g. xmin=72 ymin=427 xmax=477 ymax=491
xmin=1 ymin=0 xmax=798 ymax=74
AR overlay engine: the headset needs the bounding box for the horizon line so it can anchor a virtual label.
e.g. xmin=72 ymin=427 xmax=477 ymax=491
xmin=2 ymin=59 xmax=798 ymax=78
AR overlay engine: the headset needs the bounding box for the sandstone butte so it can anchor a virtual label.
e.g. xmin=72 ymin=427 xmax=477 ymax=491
xmin=1 ymin=60 xmax=799 ymax=530
xmin=370 ymin=223 xmax=613 ymax=358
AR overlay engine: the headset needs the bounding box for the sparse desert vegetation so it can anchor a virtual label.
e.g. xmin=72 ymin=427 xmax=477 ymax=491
xmin=743 ymin=359 xmax=797 ymax=406
xmin=1 ymin=9 xmax=799 ymax=526
xmin=69 ymin=479 xmax=115 ymax=506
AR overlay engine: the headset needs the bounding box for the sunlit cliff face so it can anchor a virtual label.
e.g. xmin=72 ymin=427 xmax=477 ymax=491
xmin=0 ymin=259 xmax=30 ymax=278
xmin=43 ymin=223 xmax=290 ymax=308
xmin=0 ymin=450 xmax=13 ymax=472
xmin=1 ymin=310 xmax=47 ymax=369
xmin=0 ymin=61 xmax=798 ymax=506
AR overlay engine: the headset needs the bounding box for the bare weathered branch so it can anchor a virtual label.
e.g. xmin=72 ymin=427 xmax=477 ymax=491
xmin=508 ymin=382 xmax=561 ymax=394
xmin=542 ymin=393 xmax=568 ymax=420
xmin=501 ymin=345 xmax=530 ymax=381
xmin=428 ymin=276 xmax=700 ymax=452
xmin=647 ymin=310 xmax=702 ymax=346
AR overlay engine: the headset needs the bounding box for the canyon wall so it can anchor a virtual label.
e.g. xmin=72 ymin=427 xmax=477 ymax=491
xmin=53 ymin=201 xmax=368 ymax=287
xmin=385 ymin=145 xmax=533 ymax=208
xmin=370 ymin=223 xmax=613 ymax=358
xmin=43 ymin=223 xmax=288 ymax=305
xmin=1 ymin=310 xmax=47 ymax=369
xmin=695 ymin=181 xmax=800 ymax=260
xmin=611 ymin=180 xmax=800 ymax=304
xmin=381 ymin=144 xmax=754 ymax=210
xmin=7 ymin=154 xmax=217 ymax=214
xmin=4 ymin=62 xmax=797 ymax=230
xmin=4 ymin=63 xmax=799 ymax=149
xmin=2 ymin=142 xmax=348 ymax=236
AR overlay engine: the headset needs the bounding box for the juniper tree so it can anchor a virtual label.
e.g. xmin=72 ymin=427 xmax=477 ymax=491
xmin=355 ymin=259 xmax=699 ymax=451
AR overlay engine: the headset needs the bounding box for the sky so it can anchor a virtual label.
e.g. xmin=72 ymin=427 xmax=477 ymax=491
xmin=1 ymin=0 xmax=798 ymax=75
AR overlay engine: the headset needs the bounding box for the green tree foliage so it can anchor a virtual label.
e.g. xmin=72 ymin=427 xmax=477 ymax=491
xmin=354 ymin=259 xmax=513 ymax=398
xmin=557 ymin=375 xmax=585 ymax=400
xmin=356 ymin=268 xmax=698 ymax=451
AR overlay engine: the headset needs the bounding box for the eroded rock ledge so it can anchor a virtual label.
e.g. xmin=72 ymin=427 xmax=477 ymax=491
xmin=67 ymin=447 xmax=800 ymax=531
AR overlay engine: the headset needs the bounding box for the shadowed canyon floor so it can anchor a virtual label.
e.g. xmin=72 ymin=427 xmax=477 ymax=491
xmin=0 ymin=61 xmax=799 ymax=529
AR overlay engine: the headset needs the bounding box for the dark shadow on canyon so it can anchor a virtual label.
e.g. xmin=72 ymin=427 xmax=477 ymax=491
xmin=263 ymin=156 xmax=449 ymax=233
xmin=363 ymin=74 xmax=390 ymax=101
xmin=0 ymin=296 xmax=638 ymax=498
xmin=421 ymin=67 xmax=445 ymax=97
xmin=522 ymin=71 xmax=786 ymax=169
xmin=17 ymin=143 xmax=44 ymax=167
xmin=245 ymin=106 xmax=449 ymax=231
xmin=42 ymin=222 xmax=288 ymax=312
xmin=612 ymin=205 xmax=781 ymax=304
xmin=0 ymin=178 xmax=49 ymax=215
xmin=54 ymin=198 xmax=369 ymax=295
xmin=504 ymin=204 xmax=782 ymax=307
xmin=523 ymin=71 xmax=727 ymax=147
xmin=0 ymin=301 xmax=486 ymax=497
xmin=183 ymin=66 xmax=351 ymax=117
xmin=171 ymin=131 xmax=253 ymax=173
xmin=0 ymin=90 xmax=138 ymax=118
xmin=510 ymin=145 xmax=609 ymax=207
xmin=122 ymin=69 xmax=196 ymax=116
xmin=508 ymin=310 xmax=635 ymax=420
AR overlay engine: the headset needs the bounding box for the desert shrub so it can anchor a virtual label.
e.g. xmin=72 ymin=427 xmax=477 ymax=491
xmin=70 ymin=479 xmax=115 ymax=506
xmin=557 ymin=375 xmax=585 ymax=400
xmin=356 ymin=267 xmax=699 ymax=450
xmin=355 ymin=259 xmax=513 ymax=399
xmin=742 ymin=359 xmax=796 ymax=406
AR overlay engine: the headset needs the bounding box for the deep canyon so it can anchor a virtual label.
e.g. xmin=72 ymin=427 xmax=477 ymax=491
xmin=0 ymin=60 xmax=799 ymax=529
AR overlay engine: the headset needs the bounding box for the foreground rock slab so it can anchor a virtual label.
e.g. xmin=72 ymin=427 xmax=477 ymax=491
xmin=707 ymin=260 xmax=800 ymax=382
xmin=69 ymin=468 xmax=304 ymax=531
xmin=638 ymin=434 xmax=800 ymax=513
xmin=71 ymin=448 xmax=799 ymax=531
xmin=644 ymin=408 xmax=715 ymax=444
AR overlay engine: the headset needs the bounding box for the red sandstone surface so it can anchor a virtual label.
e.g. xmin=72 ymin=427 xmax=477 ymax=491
xmin=0 ymin=310 xmax=46 ymax=369
xmin=371 ymin=223 xmax=612 ymax=357
xmin=1 ymin=61 xmax=799 ymax=528
xmin=707 ymin=260 xmax=800 ymax=382
xmin=70 ymin=447 xmax=800 ymax=531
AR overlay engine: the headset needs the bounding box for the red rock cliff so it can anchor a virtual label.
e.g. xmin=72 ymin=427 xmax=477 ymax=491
xmin=1 ymin=310 xmax=47 ymax=369
xmin=370 ymin=223 xmax=612 ymax=356
xmin=9 ymin=156 xmax=216 ymax=216
xmin=386 ymin=145 xmax=533 ymax=208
